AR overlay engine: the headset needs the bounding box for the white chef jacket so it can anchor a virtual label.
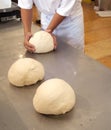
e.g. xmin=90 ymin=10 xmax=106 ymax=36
xmin=18 ymin=0 xmax=84 ymax=50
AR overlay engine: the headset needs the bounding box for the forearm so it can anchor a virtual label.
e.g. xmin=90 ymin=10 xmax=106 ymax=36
xmin=21 ymin=8 xmax=33 ymax=36
xmin=46 ymin=13 xmax=65 ymax=33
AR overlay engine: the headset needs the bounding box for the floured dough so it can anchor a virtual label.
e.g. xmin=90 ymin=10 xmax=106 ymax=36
xmin=8 ymin=58 xmax=45 ymax=87
xmin=33 ymin=78 xmax=76 ymax=115
xmin=29 ymin=31 xmax=54 ymax=53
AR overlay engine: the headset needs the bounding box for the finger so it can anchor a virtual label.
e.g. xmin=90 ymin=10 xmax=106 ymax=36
xmin=24 ymin=42 xmax=36 ymax=52
xmin=52 ymin=35 xmax=57 ymax=50
xmin=25 ymin=45 xmax=35 ymax=53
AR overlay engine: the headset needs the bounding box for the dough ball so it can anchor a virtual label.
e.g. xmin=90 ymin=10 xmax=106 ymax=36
xmin=29 ymin=31 xmax=54 ymax=53
xmin=33 ymin=78 xmax=76 ymax=115
xmin=8 ymin=58 xmax=45 ymax=87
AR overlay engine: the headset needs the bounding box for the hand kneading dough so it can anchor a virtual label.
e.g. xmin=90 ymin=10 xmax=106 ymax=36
xmin=29 ymin=31 xmax=54 ymax=53
xmin=33 ymin=78 xmax=76 ymax=115
xmin=8 ymin=58 xmax=45 ymax=87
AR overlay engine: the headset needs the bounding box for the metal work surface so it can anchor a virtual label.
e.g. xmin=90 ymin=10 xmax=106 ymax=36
xmin=0 ymin=21 xmax=111 ymax=130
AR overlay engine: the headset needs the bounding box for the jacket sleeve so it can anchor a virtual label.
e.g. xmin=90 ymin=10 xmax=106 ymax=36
xmin=18 ymin=0 xmax=33 ymax=9
xmin=56 ymin=0 xmax=76 ymax=16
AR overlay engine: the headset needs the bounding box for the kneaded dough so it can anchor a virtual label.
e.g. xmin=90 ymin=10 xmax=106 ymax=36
xmin=33 ymin=78 xmax=76 ymax=115
xmin=29 ymin=31 xmax=54 ymax=53
xmin=8 ymin=58 xmax=45 ymax=87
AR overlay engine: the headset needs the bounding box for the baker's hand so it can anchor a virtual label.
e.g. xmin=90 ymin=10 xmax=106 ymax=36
xmin=24 ymin=32 xmax=35 ymax=53
xmin=52 ymin=34 xmax=57 ymax=50
xmin=45 ymin=30 xmax=57 ymax=50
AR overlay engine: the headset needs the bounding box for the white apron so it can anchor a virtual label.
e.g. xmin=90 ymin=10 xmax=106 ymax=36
xmin=18 ymin=0 xmax=84 ymax=50
xmin=41 ymin=12 xmax=84 ymax=50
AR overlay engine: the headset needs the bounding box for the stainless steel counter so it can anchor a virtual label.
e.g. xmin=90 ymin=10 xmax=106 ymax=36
xmin=0 ymin=21 xmax=111 ymax=130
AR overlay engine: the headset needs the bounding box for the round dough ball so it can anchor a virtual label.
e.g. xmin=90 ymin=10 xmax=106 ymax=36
xmin=29 ymin=31 xmax=54 ymax=53
xmin=33 ymin=78 xmax=76 ymax=115
xmin=8 ymin=58 xmax=45 ymax=87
